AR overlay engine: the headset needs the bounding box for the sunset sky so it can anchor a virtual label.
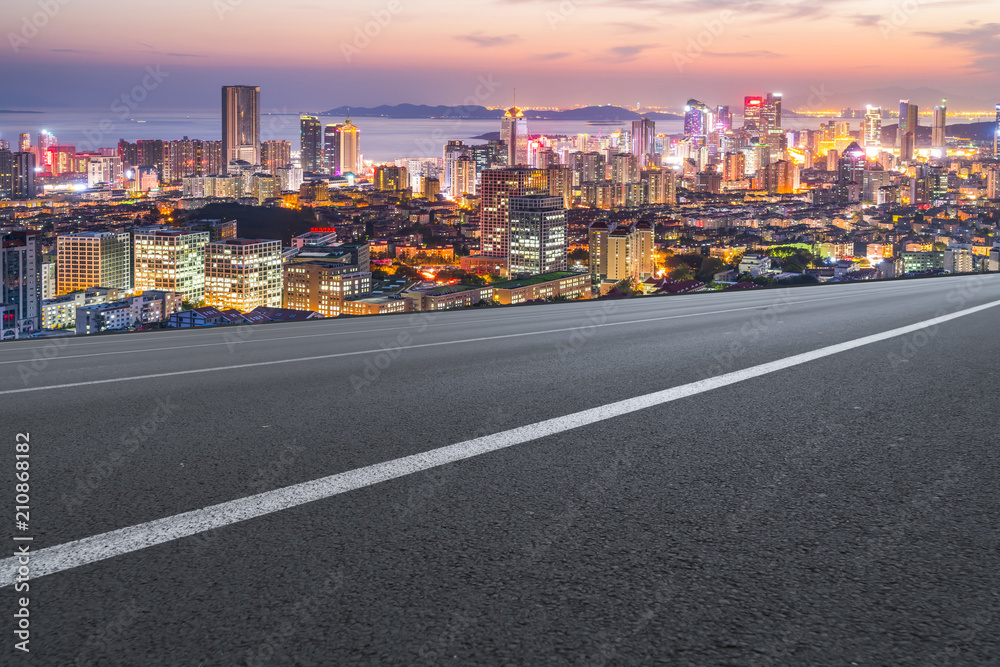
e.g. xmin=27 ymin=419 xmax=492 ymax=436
xmin=2 ymin=0 xmax=998 ymax=111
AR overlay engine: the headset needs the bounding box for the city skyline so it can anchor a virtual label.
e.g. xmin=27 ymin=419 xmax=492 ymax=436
xmin=2 ymin=0 xmax=999 ymax=111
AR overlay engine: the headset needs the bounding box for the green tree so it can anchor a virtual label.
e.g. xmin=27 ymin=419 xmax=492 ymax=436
xmin=696 ymin=257 xmax=725 ymax=283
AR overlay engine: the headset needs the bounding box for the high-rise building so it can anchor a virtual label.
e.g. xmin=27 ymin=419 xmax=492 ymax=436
xmin=507 ymin=195 xmax=567 ymax=277
xmin=641 ymin=167 xmax=676 ymax=205
xmin=133 ymin=228 xmax=210 ymax=304
xmin=87 ymin=156 xmax=124 ymax=189
xmin=374 ymin=165 xmax=408 ymax=191
xmin=994 ymin=102 xmax=1000 ymax=156
xmin=222 ymin=85 xmax=261 ymax=171
xmin=932 ymin=102 xmax=947 ymax=151
xmin=338 ymin=118 xmax=361 ymax=176
xmin=1 ymin=230 xmax=41 ymax=334
xmin=479 ymin=168 xmax=548 ymax=263
xmin=743 ymin=96 xmax=764 ymax=133
xmin=0 ymin=150 xmax=11 ymax=199
xmin=57 ymin=232 xmax=132 ymax=294
xmin=300 ymin=115 xmax=322 ymax=174
xmin=18 ymin=133 xmax=30 ymax=153
xmin=715 ymin=105 xmax=733 ymax=132
xmin=684 ymin=99 xmax=711 ymax=139
xmin=864 ymin=106 xmax=883 ymax=147
xmin=452 ymin=154 xmax=476 ymax=198
xmin=588 ymin=221 xmax=653 ymax=284
xmin=898 ymin=100 xmax=918 ymax=161
xmin=11 ymin=152 xmax=36 ymax=199
xmin=204 ymin=238 xmax=282 ymax=311
xmin=323 ymin=124 xmax=341 ymax=175
xmin=136 ymin=139 xmax=165 ymax=179
xmin=762 ymin=93 xmax=782 ymax=133
xmin=547 ymin=165 xmax=573 ymax=208
xmin=501 ymin=104 xmax=529 ymax=166
xmin=631 ymin=118 xmax=656 ymax=165
xmin=838 ymin=142 xmax=866 ymax=186
xmin=260 ymin=140 xmax=291 ymax=175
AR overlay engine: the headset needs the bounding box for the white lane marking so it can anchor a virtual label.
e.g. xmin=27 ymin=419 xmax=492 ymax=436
xmin=0 ymin=278 xmax=952 ymax=355
xmin=0 ymin=286 xmax=924 ymax=393
xmin=3 ymin=297 xmax=999 ymax=586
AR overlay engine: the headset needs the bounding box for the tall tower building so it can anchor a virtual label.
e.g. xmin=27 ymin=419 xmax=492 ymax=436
xmin=323 ymin=124 xmax=342 ymax=175
xmin=631 ymin=118 xmax=656 ymax=166
xmin=452 ymin=154 xmax=476 ymax=198
xmin=501 ymin=103 xmax=529 ymax=166
xmin=339 ymin=118 xmax=360 ymax=176
xmin=0 ymin=151 xmax=11 ymax=199
xmin=11 ymin=152 xmax=36 ymax=199
xmin=260 ymin=140 xmax=291 ymax=174
xmin=684 ymin=100 xmax=711 ymax=139
xmin=897 ymin=100 xmax=918 ymax=162
xmin=18 ymin=133 xmax=30 ymax=153
xmin=995 ymin=102 xmax=1000 ymax=156
xmin=479 ymin=168 xmax=548 ymax=265
xmin=221 ymin=85 xmax=260 ymax=171
xmin=743 ymin=96 xmax=764 ymax=133
xmin=932 ymin=102 xmax=947 ymax=151
xmin=1 ymin=230 xmax=41 ymax=334
xmin=762 ymin=93 xmax=782 ymax=133
xmin=299 ymin=115 xmax=322 ymax=174
xmin=864 ymin=106 xmax=883 ymax=147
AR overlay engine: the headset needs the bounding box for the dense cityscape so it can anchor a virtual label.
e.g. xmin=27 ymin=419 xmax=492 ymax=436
xmin=2 ymin=87 xmax=1000 ymax=338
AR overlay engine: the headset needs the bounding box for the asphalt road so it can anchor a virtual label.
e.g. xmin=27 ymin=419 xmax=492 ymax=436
xmin=2 ymin=276 xmax=999 ymax=666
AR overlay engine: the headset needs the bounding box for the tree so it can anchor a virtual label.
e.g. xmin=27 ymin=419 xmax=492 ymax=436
xmin=669 ymin=266 xmax=694 ymax=281
xmin=932 ymin=241 xmax=948 ymax=252
xmin=568 ymin=248 xmax=590 ymax=264
xmin=696 ymin=257 xmax=725 ymax=283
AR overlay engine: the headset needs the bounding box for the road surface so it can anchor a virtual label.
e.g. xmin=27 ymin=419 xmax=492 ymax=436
xmin=2 ymin=276 xmax=999 ymax=665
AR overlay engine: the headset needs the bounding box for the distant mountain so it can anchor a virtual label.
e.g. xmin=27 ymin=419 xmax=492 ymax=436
xmin=881 ymin=121 xmax=997 ymax=144
xmin=318 ymin=104 xmax=683 ymax=122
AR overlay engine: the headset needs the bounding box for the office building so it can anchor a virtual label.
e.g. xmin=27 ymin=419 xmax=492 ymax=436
xmin=57 ymin=232 xmax=132 ymax=294
xmin=864 ymin=106 xmax=882 ymax=147
xmin=479 ymin=168 xmax=548 ymax=263
xmin=507 ymin=195 xmax=567 ymax=276
xmin=762 ymin=93 xmax=782 ymax=133
xmin=744 ymin=96 xmax=764 ymax=133
xmin=374 ymin=165 xmax=409 ymax=191
xmin=300 ymin=115 xmax=323 ymax=173
xmin=133 ymin=227 xmax=210 ymax=304
xmin=338 ymin=118 xmax=360 ymax=176
xmin=452 ymin=154 xmax=476 ymax=198
xmin=8 ymin=152 xmax=36 ymax=199
xmin=260 ymin=140 xmax=291 ymax=175
xmin=204 ymin=238 xmax=282 ymax=311
xmin=1 ymin=230 xmax=41 ymax=334
xmin=87 ymin=156 xmax=124 ymax=189
xmin=222 ymin=85 xmax=260 ymax=170
xmin=631 ymin=118 xmax=656 ymax=165
xmin=898 ymin=100 xmax=918 ymax=162
xmin=322 ymin=124 xmax=341 ymax=175
xmin=501 ymin=104 xmax=529 ymax=166
xmin=932 ymin=102 xmax=947 ymax=151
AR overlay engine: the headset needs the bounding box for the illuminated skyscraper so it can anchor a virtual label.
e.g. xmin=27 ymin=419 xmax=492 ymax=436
xmin=744 ymin=96 xmax=764 ymax=133
xmin=338 ymin=118 xmax=360 ymax=176
xmin=300 ymin=115 xmax=322 ymax=173
xmin=479 ymin=168 xmax=548 ymax=265
xmin=260 ymin=140 xmax=291 ymax=174
xmin=1 ymin=230 xmax=41 ymax=333
xmin=684 ymin=100 xmax=711 ymax=139
xmin=323 ymin=124 xmax=341 ymax=175
xmin=57 ymin=232 xmax=132 ymax=294
xmin=631 ymin=117 xmax=656 ymax=159
xmin=11 ymin=152 xmax=36 ymax=199
xmin=864 ymin=106 xmax=883 ymax=147
xmin=994 ymin=102 xmax=999 ymax=156
xmin=715 ymin=106 xmax=733 ymax=132
xmin=221 ymin=85 xmax=260 ymax=171
xmin=501 ymin=104 xmax=529 ymax=166
xmin=507 ymin=195 xmax=567 ymax=277
xmin=204 ymin=238 xmax=282 ymax=311
xmin=932 ymin=102 xmax=947 ymax=151
xmin=18 ymin=134 xmax=30 ymax=153
xmin=898 ymin=100 xmax=918 ymax=162
xmin=762 ymin=93 xmax=782 ymax=133
xmin=133 ymin=228 xmax=210 ymax=304
xmin=452 ymin=154 xmax=476 ymax=197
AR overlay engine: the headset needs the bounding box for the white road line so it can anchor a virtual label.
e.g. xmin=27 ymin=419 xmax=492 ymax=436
xmin=3 ymin=297 xmax=998 ymax=587
xmin=0 ymin=287 xmax=918 ymax=393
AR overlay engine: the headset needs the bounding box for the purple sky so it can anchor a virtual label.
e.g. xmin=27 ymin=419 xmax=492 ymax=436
xmin=2 ymin=0 xmax=998 ymax=111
